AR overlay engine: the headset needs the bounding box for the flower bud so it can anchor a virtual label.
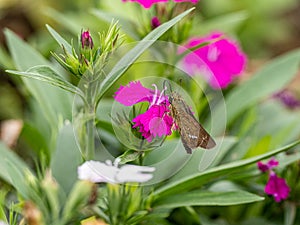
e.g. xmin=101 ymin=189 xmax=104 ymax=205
xmin=151 ymin=17 xmax=161 ymax=29
xmin=81 ymin=30 xmax=94 ymax=49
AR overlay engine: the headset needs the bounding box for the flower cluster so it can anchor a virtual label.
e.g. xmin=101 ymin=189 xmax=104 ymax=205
xmin=114 ymin=81 xmax=174 ymax=142
xmin=123 ymin=0 xmax=199 ymax=9
xmin=78 ymin=159 xmax=155 ymax=184
xmin=52 ymin=22 xmax=121 ymax=78
xmin=181 ymin=32 xmax=247 ymax=89
xmin=51 ymin=30 xmax=95 ymax=77
xmin=257 ymin=158 xmax=290 ymax=202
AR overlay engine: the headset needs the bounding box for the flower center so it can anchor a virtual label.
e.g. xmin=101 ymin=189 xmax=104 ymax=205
xmin=150 ymin=84 xmax=167 ymax=107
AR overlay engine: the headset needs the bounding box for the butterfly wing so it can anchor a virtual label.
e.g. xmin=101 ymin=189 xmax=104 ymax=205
xmin=170 ymin=93 xmax=216 ymax=154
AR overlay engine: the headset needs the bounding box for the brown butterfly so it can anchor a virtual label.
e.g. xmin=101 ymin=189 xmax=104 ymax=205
xmin=169 ymin=92 xmax=216 ymax=154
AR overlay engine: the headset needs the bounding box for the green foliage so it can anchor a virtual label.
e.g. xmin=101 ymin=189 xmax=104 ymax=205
xmin=211 ymin=48 xmax=300 ymax=135
xmin=51 ymin=124 xmax=82 ymax=195
xmin=1 ymin=1 xmax=300 ymax=224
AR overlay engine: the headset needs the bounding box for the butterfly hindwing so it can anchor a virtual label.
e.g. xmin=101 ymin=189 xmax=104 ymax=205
xmin=169 ymin=92 xmax=216 ymax=154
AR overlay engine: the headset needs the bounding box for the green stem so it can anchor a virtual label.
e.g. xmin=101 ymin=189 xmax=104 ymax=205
xmin=84 ymin=78 xmax=96 ymax=160
xmin=86 ymin=105 xmax=95 ymax=159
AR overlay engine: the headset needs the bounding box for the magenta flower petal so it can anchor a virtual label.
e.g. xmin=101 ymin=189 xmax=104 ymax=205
xmin=122 ymin=0 xmax=198 ymax=9
xmin=182 ymin=32 xmax=247 ymax=89
xmin=133 ymin=105 xmax=173 ymax=141
xmin=257 ymin=161 xmax=270 ymax=173
xmin=122 ymin=0 xmax=168 ymax=8
xmin=149 ymin=117 xmax=167 ymax=137
xmin=114 ymin=81 xmax=153 ymax=106
xmin=174 ymin=0 xmax=199 ymax=3
xmin=257 ymin=158 xmax=279 ymax=173
xmin=265 ymin=173 xmax=290 ymax=202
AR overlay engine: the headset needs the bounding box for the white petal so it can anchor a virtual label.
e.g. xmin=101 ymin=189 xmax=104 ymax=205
xmin=78 ymin=160 xmax=119 ymax=183
xmin=116 ymin=165 xmax=155 ymax=183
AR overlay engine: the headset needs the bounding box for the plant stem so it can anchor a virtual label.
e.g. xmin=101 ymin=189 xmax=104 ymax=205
xmin=84 ymin=77 xmax=96 ymax=159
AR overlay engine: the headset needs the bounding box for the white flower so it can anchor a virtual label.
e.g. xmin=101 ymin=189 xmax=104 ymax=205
xmin=0 ymin=221 xmax=8 ymax=225
xmin=78 ymin=159 xmax=155 ymax=184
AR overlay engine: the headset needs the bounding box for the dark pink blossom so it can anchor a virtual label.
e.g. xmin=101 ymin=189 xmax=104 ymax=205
xmin=265 ymin=172 xmax=290 ymax=202
xmin=114 ymin=81 xmax=174 ymax=142
xmin=151 ymin=17 xmax=161 ymax=29
xmin=122 ymin=0 xmax=199 ymax=9
xmin=81 ymin=30 xmax=93 ymax=49
xmin=257 ymin=158 xmax=279 ymax=173
xmin=181 ymin=32 xmax=247 ymax=89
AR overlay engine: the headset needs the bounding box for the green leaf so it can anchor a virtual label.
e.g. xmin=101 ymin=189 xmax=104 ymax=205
xmin=168 ymin=137 xmax=237 ymax=181
xmin=92 ymin=9 xmax=139 ymax=40
xmin=62 ymin=180 xmax=93 ymax=222
xmin=154 ymin=190 xmax=263 ymax=209
xmin=5 ymin=29 xmax=72 ymax=131
xmin=45 ymin=8 xmax=82 ymax=34
xmin=0 ymin=142 xmax=33 ymax=198
xmin=51 ymin=124 xmax=82 ymax=194
xmin=193 ymin=10 xmax=249 ymax=35
xmin=97 ymin=8 xmax=195 ymax=100
xmin=284 ymin=202 xmax=296 ymax=225
xmin=7 ymin=65 xmax=84 ymax=98
xmin=46 ymin=24 xmax=73 ymax=54
xmin=210 ymin=48 xmax=300 ymax=135
xmin=153 ymin=139 xmax=300 ymax=198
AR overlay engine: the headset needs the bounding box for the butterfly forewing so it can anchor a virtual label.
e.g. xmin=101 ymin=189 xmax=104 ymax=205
xmin=169 ymin=92 xmax=216 ymax=154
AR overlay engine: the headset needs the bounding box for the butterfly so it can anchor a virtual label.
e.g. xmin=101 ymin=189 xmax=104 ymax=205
xmin=169 ymin=92 xmax=216 ymax=154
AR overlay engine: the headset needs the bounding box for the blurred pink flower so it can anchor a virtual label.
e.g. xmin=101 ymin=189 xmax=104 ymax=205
xmin=122 ymin=0 xmax=199 ymax=9
xmin=181 ymin=32 xmax=247 ymax=89
xmin=151 ymin=17 xmax=161 ymax=29
xmin=78 ymin=159 xmax=155 ymax=183
xmin=114 ymin=81 xmax=174 ymax=141
xmin=265 ymin=172 xmax=290 ymax=202
xmin=273 ymin=90 xmax=300 ymax=109
xmin=257 ymin=158 xmax=279 ymax=173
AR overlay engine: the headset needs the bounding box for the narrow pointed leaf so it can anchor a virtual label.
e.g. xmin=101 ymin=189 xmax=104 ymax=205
xmin=154 ymin=190 xmax=263 ymax=209
xmin=153 ymin=139 xmax=300 ymax=198
xmin=46 ymin=24 xmax=73 ymax=54
xmin=5 ymin=29 xmax=72 ymax=128
xmin=97 ymin=8 xmax=194 ymax=100
xmin=7 ymin=65 xmax=83 ymax=98
xmin=51 ymin=124 xmax=82 ymax=194
xmin=0 ymin=142 xmax=33 ymax=198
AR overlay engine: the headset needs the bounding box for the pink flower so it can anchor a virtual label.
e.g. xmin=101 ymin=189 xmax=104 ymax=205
xmin=122 ymin=0 xmax=199 ymax=9
xmin=257 ymin=158 xmax=279 ymax=173
xmin=133 ymin=104 xmax=173 ymax=141
xmin=114 ymin=81 xmax=174 ymax=142
xmin=181 ymin=32 xmax=247 ymax=89
xmin=81 ymin=30 xmax=93 ymax=49
xmin=265 ymin=172 xmax=290 ymax=202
